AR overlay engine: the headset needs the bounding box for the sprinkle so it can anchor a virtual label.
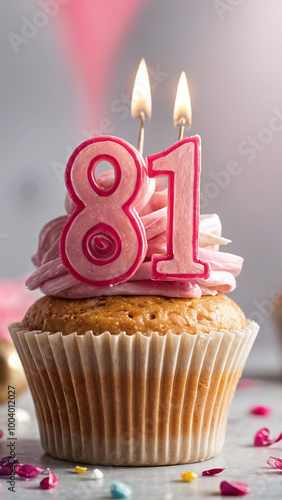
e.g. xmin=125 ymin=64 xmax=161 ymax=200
xmin=0 ymin=456 xmax=19 ymax=475
xmin=75 ymin=465 xmax=88 ymax=474
xmin=15 ymin=464 xmax=45 ymax=478
xmin=267 ymin=456 xmax=282 ymax=470
xmin=0 ymin=430 xmax=4 ymax=439
xmin=91 ymin=468 xmax=104 ymax=479
xmin=202 ymin=468 xmax=225 ymax=476
xmin=220 ymin=480 xmax=250 ymax=496
xmin=110 ymin=481 xmax=132 ymax=498
xmin=0 ymin=456 xmax=19 ymax=466
xmin=40 ymin=471 xmax=58 ymax=490
xmin=181 ymin=471 xmax=198 ymax=482
xmin=250 ymin=406 xmax=271 ymax=416
xmin=254 ymin=428 xmax=282 ymax=447
xmin=0 ymin=467 xmax=11 ymax=476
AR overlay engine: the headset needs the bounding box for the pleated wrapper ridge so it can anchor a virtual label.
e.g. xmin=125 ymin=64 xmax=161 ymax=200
xmin=9 ymin=321 xmax=258 ymax=465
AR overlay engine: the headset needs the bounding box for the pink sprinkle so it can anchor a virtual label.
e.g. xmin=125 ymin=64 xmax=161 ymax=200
xmin=0 ymin=467 xmax=11 ymax=476
xmin=254 ymin=428 xmax=282 ymax=447
xmin=0 ymin=456 xmax=13 ymax=467
xmin=267 ymin=456 xmax=282 ymax=470
xmin=15 ymin=464 xmax=45 ymax=478
xmin=0 ymin=456 xmax=19 ymax=475
xmin=202 ymin=468 xmax=225 ymax=476
xmin=250 ymin=406 xmax=271 ymax=416
xmin=40 ymin=471 xmax=58 ymax=490
xmin=220 ymin=480 xmax=250 ymax=496
xmin=0 ymin=430 xmax=3 ymax=439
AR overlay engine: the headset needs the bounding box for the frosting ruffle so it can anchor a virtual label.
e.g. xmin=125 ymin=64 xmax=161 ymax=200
xmin=26 ymin=177 xmax=243 ymax=298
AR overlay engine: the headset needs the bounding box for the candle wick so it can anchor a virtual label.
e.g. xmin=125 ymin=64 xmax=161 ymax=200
xmin=138 ymin=111 xmax=145 ymax=156
xmin=178 ymin=117 xmax=186 ymax=141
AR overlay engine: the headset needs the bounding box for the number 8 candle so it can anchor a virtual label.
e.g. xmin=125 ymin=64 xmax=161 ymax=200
xmin=60 ymin=60 xmax=153 ymax=287
xmin=60 ymin=136 xmax=148 ymax=286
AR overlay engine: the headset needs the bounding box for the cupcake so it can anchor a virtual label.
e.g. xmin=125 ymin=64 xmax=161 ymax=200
xmin=10 ymin=137 xmax=258 ymax=466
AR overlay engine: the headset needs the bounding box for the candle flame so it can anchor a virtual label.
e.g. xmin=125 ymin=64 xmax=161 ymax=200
xmin=131 ymin=58 xmax=152 ymax=120
xmin=173 ymin=71 xmax=192 ymax=129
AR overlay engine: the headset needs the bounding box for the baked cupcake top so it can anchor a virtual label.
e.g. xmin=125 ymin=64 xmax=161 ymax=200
xmin=22 ymin=293 xmax=246 ymax=336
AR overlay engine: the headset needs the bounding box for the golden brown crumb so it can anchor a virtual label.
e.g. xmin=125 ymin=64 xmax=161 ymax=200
xmin=22 ymin=294 xmax=246 ymax=336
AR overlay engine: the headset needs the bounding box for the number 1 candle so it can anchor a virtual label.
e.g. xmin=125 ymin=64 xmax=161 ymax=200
xmin=148 ymin=137 xmax=210 ymax=280
xmin=148 ymin=73 xmax=209 ymax=281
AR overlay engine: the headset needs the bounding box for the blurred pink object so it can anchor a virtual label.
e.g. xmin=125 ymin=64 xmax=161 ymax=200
xmin=0 ymin=279 xmax=36 ymax=343
xmin=56 ymin=0 xmax=148 ymax=128
xmin=250 ymin=405 xmax=271 ymax=416
xmin=236 ymin=378 xmax=260 ymax=390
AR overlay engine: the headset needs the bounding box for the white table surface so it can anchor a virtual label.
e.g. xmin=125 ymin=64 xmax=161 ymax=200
xmin=0 ymin=377 xmax=282 ymax=500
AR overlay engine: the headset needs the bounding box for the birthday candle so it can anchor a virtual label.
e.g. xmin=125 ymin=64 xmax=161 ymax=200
xmin=147 ymin=136 xmax=210 ymax=280
xmin=60 ymin=136 xmax=148 ymax=286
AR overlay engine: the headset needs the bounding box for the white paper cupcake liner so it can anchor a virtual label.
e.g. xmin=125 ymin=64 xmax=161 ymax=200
xmin=9 ymin=320 xmax=258 ymax=466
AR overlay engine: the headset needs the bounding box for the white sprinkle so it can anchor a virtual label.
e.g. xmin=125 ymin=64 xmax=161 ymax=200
xmin=91 ymin=468 xmax=103 ymax=480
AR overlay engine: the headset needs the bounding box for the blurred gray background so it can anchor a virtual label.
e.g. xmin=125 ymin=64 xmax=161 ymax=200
xmin=1 ymin=0 xmax=282 ymax=375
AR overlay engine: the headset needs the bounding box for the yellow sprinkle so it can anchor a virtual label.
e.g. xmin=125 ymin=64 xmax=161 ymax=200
xmin=181 ymin=471 xmax=197 ymax=482
xmin=75 ymin=465 xmax=88 ymax=474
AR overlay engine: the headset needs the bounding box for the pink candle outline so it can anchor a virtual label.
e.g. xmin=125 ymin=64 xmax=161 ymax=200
xmin=60 ymin=136 xmax=147 ymax=286
xmin=147 ymin=136 xmax=210 ymax=281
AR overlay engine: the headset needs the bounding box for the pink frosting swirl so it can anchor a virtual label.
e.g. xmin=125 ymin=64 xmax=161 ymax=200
xmin=26 ymin=175 xmax=243 ymax=298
